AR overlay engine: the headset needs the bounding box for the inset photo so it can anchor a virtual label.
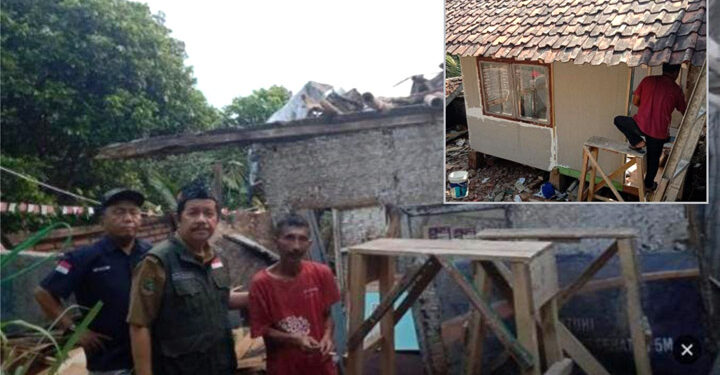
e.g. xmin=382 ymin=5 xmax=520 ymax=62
xmin=445 ymin=0 xmax=708 ymax=203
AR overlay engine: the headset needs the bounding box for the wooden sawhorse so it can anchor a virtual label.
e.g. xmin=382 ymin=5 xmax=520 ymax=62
xmin=346 ymin=238 xmax=559 ymax=375
xmin=578 ymin=136 xmax=647 ymax=202
xmin=476 ymin=228 xmax=653 ymax=375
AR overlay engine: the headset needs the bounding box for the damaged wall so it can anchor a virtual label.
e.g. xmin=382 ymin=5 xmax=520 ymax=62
xmin=256 ymin=109 xmax=443 ymax=215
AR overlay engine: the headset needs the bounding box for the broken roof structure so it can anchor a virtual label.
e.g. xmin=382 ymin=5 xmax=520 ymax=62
xmin=445 ymin=0 xmax=707 ymax=197
xmin=446 ymin=0 xmax=706 ymax=67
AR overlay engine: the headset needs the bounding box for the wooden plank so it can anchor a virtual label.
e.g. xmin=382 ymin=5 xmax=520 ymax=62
xmin=617 ymin=238 xmax=653 ymax=375
xmin=540 ymin=299 xmax=563 ymax=366
xmin=96 ymin=106 xmax=439 ymax=159
xmin=655 ymin=60 xmax=707 ymax=201
xmin=579 ymin=268 xmax=699 ymax=294
xmin=349 ymin=238 xmax=552 ymax=262
xmin=475 ymin=228 xmax=638 ymax=240
xmin=557 ymin=241 xmax=619 ymax=306
xmin=437 ymin=256 xmax=535 ymax=371
xmin=584 ymin=145 xmax=624 ymax=201
xmin=392 ymin=258 xmax=442 ymax=323
xmin=557 ymin=322 xmax=611 ymax=375
xmin=587 ymin=147 xmax=599 ymax=202
xmin=332 ymin=209 xmax=345 ymax=295
xmin=591 ymin=159 xmax=636 ymax=193
xmin=636 ymin=157 xmax=646 ymax=202
xmin=577 ymin=149 xmax=589 ymax=201
xmin=584 ymin=136 xmax=646 ymax=158
xmin=348 ymin=253 xmax=368 ymax=375
xmin=465 ymin=261 xmax=493 ymax=375
xmin=481 ymin=261 xmax=514 ymax=299
xmin=512 ymin=262 xmax=541 ymax=375
xmin=544 ymin=358 xmax=573 ymax=375
xmin=379 ymin=256 xmax=396 ymax=375
xmin=529 ymin=250 xmax=559 ymax=312
xmin=347 ymin=257 xmax=440 ymax=350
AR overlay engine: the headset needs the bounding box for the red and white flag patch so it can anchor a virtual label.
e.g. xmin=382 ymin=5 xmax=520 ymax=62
xmin=55 ymin=260 xmax=72 ymax=275
xmin=211 ymin=257 xmax=223 ymax=269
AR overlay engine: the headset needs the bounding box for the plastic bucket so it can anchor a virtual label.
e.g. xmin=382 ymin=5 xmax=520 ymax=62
xmin=448 ymin=171 xmax=469 ymax=198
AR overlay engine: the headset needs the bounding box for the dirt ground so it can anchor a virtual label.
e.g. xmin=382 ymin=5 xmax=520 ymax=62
xmin=445 ymin=136 xmax=560 ymax=202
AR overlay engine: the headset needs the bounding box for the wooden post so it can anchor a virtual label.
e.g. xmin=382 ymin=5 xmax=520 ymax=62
xmin=379 ymin=256 xmax=396 ymax=375
xmin=557 ymin=322 xmax=611 ymax=375
xmin=465 ymin=261 xmax=493 ymax=375
xmin=636 ymin=157 xmax=646 ymax=202
xmin=539 ymin=299 xmax=562 ymax=366
xmin=577 ymin=149 xmax=589 ymax=201
xmin=617 ymin=238 xmax=652 ymax=375
xmin=512 ymin=262 xmax=541 ymax=375
xmin=332 ymin=209 xmax=345 ymax=294
xmin=438 ymin=257 xmax=534 ymax=370
xmin=549 ymin=168 xmax=561 ymax=189
xmin=587 ymin=147 xmax=599 ymax=202
xmin=212 ymin=162 xmax=223 ymax=204
xmin=348 ymin=253 xmax=367 ymax=375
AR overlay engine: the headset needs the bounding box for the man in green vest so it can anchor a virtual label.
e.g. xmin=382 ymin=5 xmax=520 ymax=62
xmin=127 ymin=181 xmax=248 ymax=375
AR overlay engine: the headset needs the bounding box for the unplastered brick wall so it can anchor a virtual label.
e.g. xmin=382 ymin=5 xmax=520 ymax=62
xmin=6 ymin=216 xmax=173 ymax=252
xmin=255 ymin=114 xmax=443 ymax=216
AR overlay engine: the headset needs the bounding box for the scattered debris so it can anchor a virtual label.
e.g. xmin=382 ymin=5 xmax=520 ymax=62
xmin=445 ymin=135 xmax=549 ymax=202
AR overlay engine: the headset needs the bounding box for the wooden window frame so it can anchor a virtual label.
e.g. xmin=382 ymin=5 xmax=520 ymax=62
xmin=477 ymin=57 xmax=554 ymax=128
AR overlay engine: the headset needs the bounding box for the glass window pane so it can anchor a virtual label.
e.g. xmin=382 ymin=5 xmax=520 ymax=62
xmin=514 ymin=65 xmax=549 ymax=122
xmin=480 ymin=62 xmax=514 ymax=117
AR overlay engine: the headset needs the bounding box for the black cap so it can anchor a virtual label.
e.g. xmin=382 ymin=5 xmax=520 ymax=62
xmin=100 ymin=188 xmax=145 ymax=209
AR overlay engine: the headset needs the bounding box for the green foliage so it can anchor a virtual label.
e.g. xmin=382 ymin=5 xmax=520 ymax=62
xmin=1 ymin=0 xmax=219 ymax=203
xmin=0 ymin=154 xmax=54 ymax=204
xmin=1 ymin=223 xmax=102 ymax=375
xmin=221 ymin=86 xmax=291 ymax=127
xmin=446 ymin=54 xmax=461 ymax=78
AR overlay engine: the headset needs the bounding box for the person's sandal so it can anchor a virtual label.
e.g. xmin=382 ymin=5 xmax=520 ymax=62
xmin=629 ymin=142 xmax=645 ymax=153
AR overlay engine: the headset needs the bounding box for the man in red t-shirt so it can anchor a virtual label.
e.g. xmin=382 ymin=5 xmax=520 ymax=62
xmin=614 ymin=63 xmax=687 ymax=190
xmin=249 ymin=214 xmax=340 ymax=375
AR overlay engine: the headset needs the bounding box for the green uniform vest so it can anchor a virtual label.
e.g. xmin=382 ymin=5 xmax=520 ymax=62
xmin=148 ymin=238 xmax=236 ymax=375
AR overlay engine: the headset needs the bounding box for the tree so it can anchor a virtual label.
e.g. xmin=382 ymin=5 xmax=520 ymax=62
xmin=446 ymin=54 xmax=461 ymax=78
xmin=221 ymin=86 xmax=291 ymax=127
xmin=1 ymin=0 xmax=219 ymax=202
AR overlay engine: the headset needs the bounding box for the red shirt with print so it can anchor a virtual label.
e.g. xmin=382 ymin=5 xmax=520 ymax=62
xmin=632 ymin=74 xmax=687 ymax=139
xmin=249 ymin=261 xmax=340 ymax=375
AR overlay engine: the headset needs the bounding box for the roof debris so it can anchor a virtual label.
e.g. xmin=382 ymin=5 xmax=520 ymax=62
xmin=267 ymin=72 xmax=443 ymax=122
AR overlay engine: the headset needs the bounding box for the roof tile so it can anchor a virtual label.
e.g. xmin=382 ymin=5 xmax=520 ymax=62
xmin=446 ymin=0 xmax=705 ymax=66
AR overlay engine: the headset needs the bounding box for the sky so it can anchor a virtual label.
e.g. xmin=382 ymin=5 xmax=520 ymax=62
xmin=135 ymin=0 xmax=445 ymax=109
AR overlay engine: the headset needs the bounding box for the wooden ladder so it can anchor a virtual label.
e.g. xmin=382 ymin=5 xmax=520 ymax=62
xmin=578 ymin=136 xmax=647 ymax=202
xmin=652 ymin=59 xmax=707 ymax=201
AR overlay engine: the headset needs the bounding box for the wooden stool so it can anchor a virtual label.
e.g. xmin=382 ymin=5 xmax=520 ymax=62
xmin=345 ymin=238 xmax=558 ymax=375
xmin=578 ymin=136 xmax=646 ymax=202
xmin=476 ymin=228 xmax=653 ymax=375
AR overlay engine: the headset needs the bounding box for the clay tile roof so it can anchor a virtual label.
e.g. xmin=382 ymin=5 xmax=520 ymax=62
xmin=445 ymin=77 xmax=464 ymax=97
xmin=446 ymin=0 xmax=706 ymax=67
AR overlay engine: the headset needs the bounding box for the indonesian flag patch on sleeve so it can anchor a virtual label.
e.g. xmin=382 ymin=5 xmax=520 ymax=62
xmin=55 ymin=260 xmax=72 ymax=275
xmin=211 ymin=257 xmax=223 ymax=269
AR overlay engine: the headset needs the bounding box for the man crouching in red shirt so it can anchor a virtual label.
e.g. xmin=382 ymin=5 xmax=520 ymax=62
xmin=614 ymin=63 xmax=687 ymax=191
xmin=249 ymin=214 xmax=340 ymax=375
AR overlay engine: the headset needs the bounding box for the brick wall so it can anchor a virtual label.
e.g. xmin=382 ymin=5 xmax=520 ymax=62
xmin=5 ymin=215 xmax=173 ymax=252
xmin=255 ymin=108 xmax=443 ymax=216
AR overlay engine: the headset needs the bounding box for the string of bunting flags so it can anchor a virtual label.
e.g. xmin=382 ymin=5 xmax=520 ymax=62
xmin=0 ymin=201 xmax=95 ymax=217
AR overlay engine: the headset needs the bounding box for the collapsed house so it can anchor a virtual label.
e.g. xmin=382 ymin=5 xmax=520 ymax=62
xmin=5 ymin=70 xmax=717 ymax=373
xmin=446 ymin=0 xmax=707 ymax=180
